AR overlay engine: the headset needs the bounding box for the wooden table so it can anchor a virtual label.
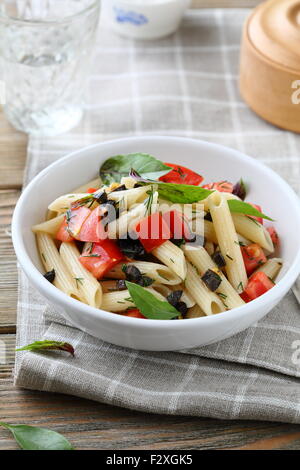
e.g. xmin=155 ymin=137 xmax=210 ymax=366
xmin=1 ymin=0 xmax=300 ymax=451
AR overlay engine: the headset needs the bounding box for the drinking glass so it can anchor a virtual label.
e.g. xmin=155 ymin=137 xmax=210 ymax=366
xmin=0 ymin=0 xmax=100 ymax=136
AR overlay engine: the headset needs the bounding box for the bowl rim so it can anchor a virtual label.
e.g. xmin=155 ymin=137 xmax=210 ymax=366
xmin=12 ymin=135 xmax=300 ymax=330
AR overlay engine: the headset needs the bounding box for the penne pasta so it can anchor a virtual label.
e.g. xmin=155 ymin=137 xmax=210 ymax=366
xmin=48 ymin=193 xmax=90 ymax=213
xmin=106 ymin=203 xmax=148 ymax=239
xmin=101 ymin=290 xmax=135 ymax=312
xmin=185 ymin=304 xmax=206 ymax=319
xmin=32 ymin=214 xmax=65 ymax=235
xmin=104 ymin=185 xmax=153 ymax=209
xmin=208 ymin=192 xmax=248 ymax=293
xmin=204 ymin=240 xmax=215 ymax=256
xmin=100 ymin=280 xmax=122 ymax=294
xmin=253 ymin=257 xmax=283 ymax=280
xmin=184 ymin=262 xmax=225 ymax=315
xmin=167 ymin=284 xmax=196 ymax=308
xmin=237 ymin=233 xmax=251 ymax=247
xmin=106 ymin=261 xmax=182 ymax=285
xmin=183 ymin=245 xmax=245 ymax=309
xmin=60 ymin=242 xmax=102 ymax=308
xmin=101 ymin=287 xmax=165 ymax=313
xmin=158 ymin=201 xmax=205 ymax=222
xmin=232 ymin=214 xmax=274 ymax=253
xmin=33 ymin=153 xmax=281 ymax=320
xmin=193 ymin=220 xmax=218 ymax=244
xmin=152 ymin=284 xmax=196 ymax=308
xmin=36 ymin=233 xmax=80 ymax=299
xmin=152 ymin=240 xmax=187 ymax=280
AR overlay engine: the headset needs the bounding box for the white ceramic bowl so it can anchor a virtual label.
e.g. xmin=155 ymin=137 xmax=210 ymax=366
xmin=12 ymin=136 xmax=300 ymax=351
xmin=102 ymin=0 xmax=191 ymax=40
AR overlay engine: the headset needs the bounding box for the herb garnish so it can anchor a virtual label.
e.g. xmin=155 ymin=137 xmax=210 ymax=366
xmin=144 ymin=186 xmax=156 ymax=216
xmin=100 ymin=153 xmax=172 ymax=185
xmin=74 ymin=277 xmax=84 ymax=288
xmin=130 ymin=169 xmax=212 ymax=204
xmin=232 ymin=178 xmax=247 ymax=200
xmin=227 ymin=199 xmax=274 ymax=221
xmin=0 ymin=422 xmax=74 ymax=450
xmin=81 ymin=254 xmax=101 ymax=258
xmin=125 ymin=282 xmax=180 ymax=320
xmin=16 ymin=340 xmax=75 ymax=357
xmin=237 ymin=281 xmax=244 ymax=292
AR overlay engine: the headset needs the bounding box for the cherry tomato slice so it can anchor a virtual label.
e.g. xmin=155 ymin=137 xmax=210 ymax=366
xmin=243 ymin=271 xmax=274 ymax=301
xmin=241 ymin=243 xmax=267 ymax=276
xmin=79 ymin=240 xmax=124 ymax=279
xmin=135 ymin=213 xmax=172 ymax=253
xmin=267 ymin=226 xmax=279 ymax=246
xmin=159 ymin=163 xmax=203 ymax=186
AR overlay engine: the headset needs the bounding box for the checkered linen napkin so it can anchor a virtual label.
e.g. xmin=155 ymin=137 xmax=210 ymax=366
xmin=15 ymin=9 xmax=300 ymax=423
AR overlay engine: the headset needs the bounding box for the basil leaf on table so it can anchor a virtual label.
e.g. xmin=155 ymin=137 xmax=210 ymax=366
xmin=16 ymin=340 xmax=75 ymax=357
xmin=125 ymin=281 xmax=180 ymax=320
xmin=227 ymin=199 xmax=274 ymax=221
xmin=99 ymin=153 xmax=172 ymax=185
xmin=0 ymin=422 xmax=74 ymax=450
xmin=130 ymin=169 xmax=213 ymax=203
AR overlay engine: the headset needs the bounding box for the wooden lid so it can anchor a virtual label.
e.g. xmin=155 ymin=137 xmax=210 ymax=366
xmin=247 ymin=0 xmax=300 ymax=72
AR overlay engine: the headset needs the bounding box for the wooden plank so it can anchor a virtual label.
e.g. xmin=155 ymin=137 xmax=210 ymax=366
xmin=0 ymin=112 xmax=27 ymax=189
xmin=0 ymin=335 xmax=15 ymax=379
xmin=1 ymin=374 xmax=300 ymax=450
xmin=0 ymin=190 xmax=20 ymax=331
xmin=1 ymin=338 xmax=300 ymax=450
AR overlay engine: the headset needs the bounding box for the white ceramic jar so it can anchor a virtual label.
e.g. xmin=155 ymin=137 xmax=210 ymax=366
xmin=102 ymin=0 xmax=191 ymax=40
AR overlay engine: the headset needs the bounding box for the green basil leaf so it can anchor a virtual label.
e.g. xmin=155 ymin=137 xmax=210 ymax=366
xmin=125 ymin=281 xmax=180 ymax=320
xmin=227 ymin=199 xmax=274 ymax=221
xmin=156 ymin=182 xmax=212 ymax=203
xmin=129 ymin=169 xmax=212 ymax=203
xmin=16 ymin=340 xmax=75 ymax=357
xmin=0 ymin=422 xmax=74 ymax=450
xmin=99 ymin=153 xmax=172 ymax=185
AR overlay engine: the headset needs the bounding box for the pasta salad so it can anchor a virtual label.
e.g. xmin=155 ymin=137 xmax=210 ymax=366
xmin=32 ymin=153 xmax=282 ymax=320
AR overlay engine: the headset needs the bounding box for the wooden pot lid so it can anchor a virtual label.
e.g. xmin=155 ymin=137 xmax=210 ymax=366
xmin=248 ymin=0 xmax=300 ymax=72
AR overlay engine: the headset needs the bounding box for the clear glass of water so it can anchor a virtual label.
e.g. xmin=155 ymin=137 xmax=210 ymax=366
xmin=0 ymin=0 xmax=100 ymax=136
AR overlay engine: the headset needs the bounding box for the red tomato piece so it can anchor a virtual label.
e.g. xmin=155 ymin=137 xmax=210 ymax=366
xmin=267 ymin=226 xmax=279 ymax=246
xmin=243 ymin=271 xmax=274 ymax=301
xmin=241 ymin=243 xmax=267 ymax=276
xmin=248 ymin=203 xmax=263 ymax=224
xmin=159 ymin=163 xmax=203 ymax=186
xmin=122 ymin=308 xmax=146 ymax=319
xmin=79 ymin=240 xmax=124 ymax=279
xmin=76 ymin=207 xmax=107 ymax=243
xmin=162 ymin=210 xmax=194 ymax=241
xmin=56 ymin=217 xmax=74 ymax=242
xmin=67 ymin=206 xmax=91 ymax=237
xmin=135 ymin=213 xmax=172 ymax=253
xmin=240 ymin=291 xmax=250 ymax=303
xmin=87 ymin=187 xmax=97 ymax=194
xmin=202 ymin=181 xmax=234 ymax=193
